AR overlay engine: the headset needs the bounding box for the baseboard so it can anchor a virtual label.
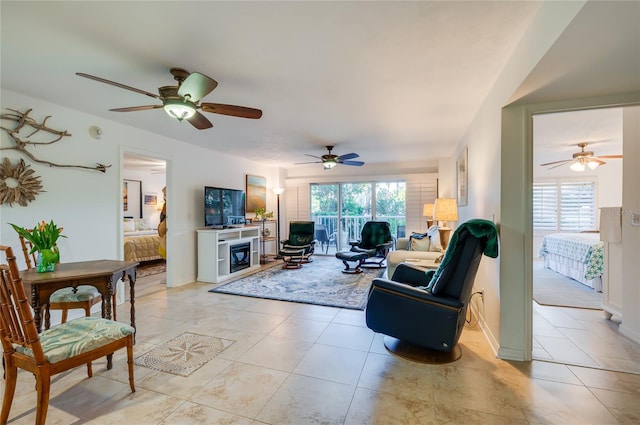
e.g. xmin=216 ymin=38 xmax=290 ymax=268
xmin=619 ymin=323 xmax=640 ymax=344
xmin=469 ymin=300 xmax=500 ymax=358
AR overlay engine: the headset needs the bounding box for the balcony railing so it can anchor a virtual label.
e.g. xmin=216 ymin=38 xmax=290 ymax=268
xmin=311 ymin=214 xmax=406 ymax=252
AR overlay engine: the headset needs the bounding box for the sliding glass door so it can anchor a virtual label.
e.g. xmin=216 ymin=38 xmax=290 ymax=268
xmin=311 ymin=181 xmax=405 ymax=254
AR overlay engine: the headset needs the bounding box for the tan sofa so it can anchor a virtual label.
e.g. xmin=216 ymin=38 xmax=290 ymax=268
xmin=386 ymin=235 xmax=443 ymax=278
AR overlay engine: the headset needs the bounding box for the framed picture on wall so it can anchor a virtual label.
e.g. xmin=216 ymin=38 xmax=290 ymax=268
xmin=144 ymin=194 xmax=158 ymax=206
xmin=246 ymin=175 xmax=266 ymax=212
xmin=123 ymin=179 xmax=142 ymax=218
xmin=456 ymin=147 xmax=468 ymax=206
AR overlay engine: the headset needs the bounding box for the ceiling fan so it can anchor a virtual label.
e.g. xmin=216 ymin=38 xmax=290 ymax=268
xmin=296 ymin=146 xmax=365 ymax=170
xmin=540 ymin=142 xmax=622 ymax=171
xmin=76 ymin=67 xmax=262 ymax=130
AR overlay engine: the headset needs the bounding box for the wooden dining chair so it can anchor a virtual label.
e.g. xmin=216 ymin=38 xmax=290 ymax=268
xmin=0 ymin=245 xmax=135 ymax=425
xmin=19 ymin=235 xmax=117 ymax=326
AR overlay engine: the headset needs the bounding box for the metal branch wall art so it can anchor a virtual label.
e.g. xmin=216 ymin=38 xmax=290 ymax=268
xmin=0 ymin=157 xmax=44 ymax=206
xmin=0 ymin=108 xmax=111 ymax=173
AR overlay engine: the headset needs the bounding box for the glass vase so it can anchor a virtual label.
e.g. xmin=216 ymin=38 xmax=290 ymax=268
xmin=36 ymin=248 xmax=59 ymax=273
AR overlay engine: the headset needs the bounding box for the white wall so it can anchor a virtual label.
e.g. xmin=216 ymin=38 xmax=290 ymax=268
xmin=463 ymin=1 xmax=587 ymax=359
xmin=620 ymin=106 xmax=640 ymax=342
xmin=0 ymin=89 xmax=282 ymax=287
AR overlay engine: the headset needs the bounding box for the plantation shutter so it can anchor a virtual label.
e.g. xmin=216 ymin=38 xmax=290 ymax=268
xmin=533 ymin=180 xmax=596 ymax=232
xmin=559 ymin=181 xmax=596 ymax=231
xmin=532 ymin=183 xmax=557 ymax=231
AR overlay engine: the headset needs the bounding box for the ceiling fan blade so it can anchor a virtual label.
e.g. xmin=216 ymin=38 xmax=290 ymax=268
xmin=201 ymin=103 xmax=263 ymax=119
xmin=294 ymin=161 xmax=322 ymax=165
xmin=304 ymin=154 xmax=323 ymax=159
xmin=338 ymin=153 xmax=359 ymax=161
xmin=540 ymin=159 xmax=572 ymax=167
xmin=76 ymin=72 xmax=160 ymax=100
xmin=548 ymin=161 xmax=572 ymax=170
xmin=187 ymin=111 xmax=213 ymax=130
xmin=341 ymin=160 xmax=365 ymax=167
xmin=109 ymin=105 xmax=163 ymax=112
xmin=596 ymin=155 xmax=623 ymax=159
xmin=178 ymin=72 xmax=218 ymax=102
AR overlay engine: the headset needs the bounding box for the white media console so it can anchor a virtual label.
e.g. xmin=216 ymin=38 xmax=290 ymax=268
xmin=197 ymin=226 xmax=261 ymax=283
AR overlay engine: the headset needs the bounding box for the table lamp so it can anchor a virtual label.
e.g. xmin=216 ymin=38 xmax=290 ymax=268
xmin=434 ymin=198 xmax=458 ymax=250
xmin=422 ymin=203 xmax=434 ymax=228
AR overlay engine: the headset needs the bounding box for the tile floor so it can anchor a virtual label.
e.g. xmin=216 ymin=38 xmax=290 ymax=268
xmin=3 ymin=270 xmax=640 ymax=424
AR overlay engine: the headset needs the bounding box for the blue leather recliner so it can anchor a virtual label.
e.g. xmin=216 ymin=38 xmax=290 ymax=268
xmin=365 ymin=219 xmax=499 ymax=353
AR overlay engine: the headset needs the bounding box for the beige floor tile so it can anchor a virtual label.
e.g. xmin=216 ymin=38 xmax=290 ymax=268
xmin=535 ymin=335 xmax=600 ymax=367
xmin=190 ymin=362 xmax=288 ymax=418
xmin=514 ymin=378 xmax=620 ymax=425
xmin=268 ymin=316 xmax=330 ymax=342
xmin=434 ymin=404 xmax=530 ymax=425
xmin=237 ymin=334 xmax=313 ymax=371
xmin=431 ymin=365 xmax=526 ymax=420
xmin=590 ymin=387 xmax=640 ymax=425
xmin=568 ymin=365 xmax=640 ymax=394
xmin=256 ymin=374 xmax=355 ymax=425
xmin=159 ymin=400 xmax=253 ymax=425
xmin=316 ymin=322 xmax=375 ymax=351
xmin=135 ymin=356 xmax=233 ymax=399
xmin=357 ymin=352 xmax=435 ymax=402
xmin=332 ymin=308 xmax=368 ymax=327
xmin=344 ymin=386 xmax=434 ymax=425
xmin=293 ymin=344 xmax=368 ymax=385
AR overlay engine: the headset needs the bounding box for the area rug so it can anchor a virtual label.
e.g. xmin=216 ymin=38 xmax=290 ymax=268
xmin=137 ymin=259 xmax=166 ymax=278
xmin=209 ymin=256 xmax=384 ymax=310
xmin=533 ymin=260 xmax=603 ymax=309
xmin=134 ymin=332 xmax=234 ymax=376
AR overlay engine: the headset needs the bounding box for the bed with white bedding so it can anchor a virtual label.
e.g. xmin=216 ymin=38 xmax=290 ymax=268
xmin=538 ymin=232 xmax=605 ymax=292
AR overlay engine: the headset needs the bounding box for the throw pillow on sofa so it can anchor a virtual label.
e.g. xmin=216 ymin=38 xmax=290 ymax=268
xmin=409 ymin=236 xmax=431 ymax=251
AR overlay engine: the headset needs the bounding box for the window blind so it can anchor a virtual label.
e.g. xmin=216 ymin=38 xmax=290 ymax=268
xmin=533 ymin=180 xmax=596 ymax=231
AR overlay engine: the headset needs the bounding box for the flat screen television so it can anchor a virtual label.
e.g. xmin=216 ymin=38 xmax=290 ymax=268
xmin=204 ymin=186 xmax=246 ymax=227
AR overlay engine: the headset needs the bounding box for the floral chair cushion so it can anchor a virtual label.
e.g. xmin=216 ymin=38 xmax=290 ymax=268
xmin=49 ymin=285 xmax=100 ymax=303
xmin=15 ymin=317 xmax=134 ymax=364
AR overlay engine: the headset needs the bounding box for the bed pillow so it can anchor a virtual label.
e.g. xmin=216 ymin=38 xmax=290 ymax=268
xmin=134 ymin=218 xmax=151 ymax=231
xmin=123 ymin=220 xmax=135 ymax=232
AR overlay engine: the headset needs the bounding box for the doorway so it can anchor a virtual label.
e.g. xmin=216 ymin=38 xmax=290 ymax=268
xmin=530 ymin=107 xmax=638 ymax=373
xmin=123 ymin=152 xmax=168 ymax=287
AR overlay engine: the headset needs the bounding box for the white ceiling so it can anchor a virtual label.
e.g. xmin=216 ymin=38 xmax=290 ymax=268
xmin=1 ymin=2 xmax=637 ymax=170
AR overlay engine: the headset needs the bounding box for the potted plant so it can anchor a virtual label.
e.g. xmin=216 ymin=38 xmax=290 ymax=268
xmin=10 ymin=220 xmax=67 ymax=272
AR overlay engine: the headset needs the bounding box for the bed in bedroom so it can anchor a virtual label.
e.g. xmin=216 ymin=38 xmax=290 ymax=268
xmin=123 ymin=219 xmax=162 ymax=263
xmin=538 ymin=232 xmax=604 ymax=292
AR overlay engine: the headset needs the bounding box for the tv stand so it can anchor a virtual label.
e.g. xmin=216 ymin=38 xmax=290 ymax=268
xmin=197 ymin=227 xmax=261 ymax=283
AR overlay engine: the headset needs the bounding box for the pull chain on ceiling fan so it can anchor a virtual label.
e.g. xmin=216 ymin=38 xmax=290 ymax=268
xmin=295 ymin=146 xmax=364 ymax=169
xmin=540 ymin=142 xmax=622 ymax=171
xmin=76 ymin=67 xmax=262 ymax=130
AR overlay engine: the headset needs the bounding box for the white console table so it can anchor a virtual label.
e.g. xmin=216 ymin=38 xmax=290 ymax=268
xmin=197 ymin=227 xmax=261 ymax=283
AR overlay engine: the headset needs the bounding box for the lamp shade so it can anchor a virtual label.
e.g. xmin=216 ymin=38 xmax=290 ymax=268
xmin=273 ymin=187 xmax=284 ymax=195
xmin=422 ymin=203 xmax=434 ymax=218
xmin=434 ymin=198 xmax=458 ymax=222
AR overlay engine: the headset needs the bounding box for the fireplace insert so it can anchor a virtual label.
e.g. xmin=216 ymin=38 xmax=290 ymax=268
xmin=230 ymin=242 xmax=250 ymax=273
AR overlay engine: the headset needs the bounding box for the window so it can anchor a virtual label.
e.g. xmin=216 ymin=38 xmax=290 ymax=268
xmin=311 ymin=181 xmax=406 ymax=251
xmin=533 ymin=180 xmax=596 ymax=232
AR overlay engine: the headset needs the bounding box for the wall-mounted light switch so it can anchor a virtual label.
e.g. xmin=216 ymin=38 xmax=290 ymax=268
xmin=632 ymin=212 xmax=640 ymax=227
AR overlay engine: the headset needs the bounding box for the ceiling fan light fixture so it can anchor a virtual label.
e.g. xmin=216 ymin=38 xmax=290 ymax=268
xmin=587 ymin=160 xmax=600 ymax=170
xmin=164 ymin=99 xmax=196 ymax=121
xmin=323 ymin=160 xmax=337 ymax=169
xmin=570 ymin=160 xmax=586 ymax=172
